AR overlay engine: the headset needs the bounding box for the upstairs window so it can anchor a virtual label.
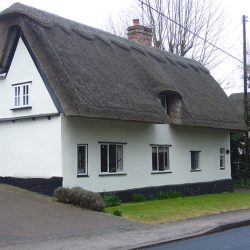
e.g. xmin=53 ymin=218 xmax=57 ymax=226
xmin=220 ymin=148 xmax=225 ymax=169
xmin=160 ymin=94 xmax=169 ymax=114
xmin=152 ymin=145 xmax=170 ymax=172
xmin=12 ymin=81 xmax=31 ymax=108
xmin=100 ymin=144 xmax=123 ymax=173
xmin=190 ymin=151 xmax=201 ymax=171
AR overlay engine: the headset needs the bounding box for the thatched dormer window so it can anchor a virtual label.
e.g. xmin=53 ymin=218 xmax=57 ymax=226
xmin=158 ymin=90 xmax=182 ymax=121
xmin=160 ymin=94 xmax=169 ymax=114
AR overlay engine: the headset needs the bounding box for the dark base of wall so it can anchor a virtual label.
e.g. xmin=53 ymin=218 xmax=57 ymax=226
xmin=102 ymin=179 xmax=234 ymax=202
xmin=0 ymin=176 xmax=62 ymax=196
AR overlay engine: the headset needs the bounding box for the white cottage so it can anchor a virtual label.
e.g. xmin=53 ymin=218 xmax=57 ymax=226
xmin=0 ymin=3 xmax=245 ymax=198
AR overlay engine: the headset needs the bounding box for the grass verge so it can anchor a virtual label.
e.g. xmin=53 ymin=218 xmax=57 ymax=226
xmin=105 ymin=192 xmax=250 ymax=224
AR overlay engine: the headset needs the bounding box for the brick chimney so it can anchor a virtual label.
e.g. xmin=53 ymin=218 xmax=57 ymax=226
xmin=127 ymin=19 xmax=152 ymax=47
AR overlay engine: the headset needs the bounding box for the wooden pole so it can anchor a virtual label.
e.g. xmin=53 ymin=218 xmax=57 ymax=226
xmin=243 ymin=15 xmax=249 ymax=165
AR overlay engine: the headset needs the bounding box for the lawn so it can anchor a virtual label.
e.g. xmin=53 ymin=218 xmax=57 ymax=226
xmin=105 ymin=192 xmax=250 ymax=224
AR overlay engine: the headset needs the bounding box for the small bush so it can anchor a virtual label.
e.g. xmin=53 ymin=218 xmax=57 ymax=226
xmin=113 ymin=209 xmax=122 ymax=217
xmin=156 ymin=191 xmax=184 ymax=200
xmin=54 ymin=187 xmax=71 ymax=203
xmin=103 ymin=193 xmax=121 ymax=207
xmin=54 ymin=187 xmax=105 ymax=211
xmin=69 ymin=187 xmax=83 ymax=205
xmin=131 ymin=194 xmax=145 ymax=202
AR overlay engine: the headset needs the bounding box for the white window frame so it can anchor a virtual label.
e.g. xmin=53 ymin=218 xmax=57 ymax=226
xmin=220 ymin=148 xmax=225 ymax=169
xmin=100 ymin=143 xmax=124 ymax=173
xmin=151 ymin=145 xmax=170 ymax=172
xmin=77 ymin=144 xmax=88 ymax=176
xmin=12 ymin=81 xmax=31 ymax=108
xmin=190 ymin=151 xmax=201 ymax=171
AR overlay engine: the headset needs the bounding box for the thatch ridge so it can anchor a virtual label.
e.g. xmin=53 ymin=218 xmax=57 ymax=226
xmin=0 ymin=3 xmax=246 ymax=130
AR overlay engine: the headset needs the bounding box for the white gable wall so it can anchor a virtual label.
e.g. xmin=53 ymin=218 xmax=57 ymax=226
xmin=61 ymin=116 xmax=231 ymax=192
xmin=0 ymin=116 xmax=62 ymax=177
xmin=0 ymin=37 xmax=58 ymax=119
xmin=0 ymin=37 xmax=62 ymax=178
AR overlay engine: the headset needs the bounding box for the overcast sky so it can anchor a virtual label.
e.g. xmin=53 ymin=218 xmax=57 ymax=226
xmin=0 ymin=0 xmax=250 ymax=95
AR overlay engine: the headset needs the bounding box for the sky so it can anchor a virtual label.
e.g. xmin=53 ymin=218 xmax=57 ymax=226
xmin=0 ymin=0 xmax=250 ymax=96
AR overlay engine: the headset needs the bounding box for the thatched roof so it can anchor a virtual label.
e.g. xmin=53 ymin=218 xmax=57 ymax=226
xmin=0 ymin=3 xmax=246 ymax=130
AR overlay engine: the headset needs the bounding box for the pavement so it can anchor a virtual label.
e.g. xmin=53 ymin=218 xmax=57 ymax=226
xmin=1 ymin=184 xmax=250 ymax=250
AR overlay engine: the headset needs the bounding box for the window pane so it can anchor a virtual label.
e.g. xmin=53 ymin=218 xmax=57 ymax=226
xmin=220 ymin=156 xmax=224 ymax=168
xmin=78 ymin=145 xmax=86 ymax=174
xmin=158 ymin=147 xmax=164 ymax=171
xmin=220 ymin=148 xmax=225 ymax=168
xmin=101 ymin=145 xmax=108 ymax=172
xmin=116 ymin=145 xmax=123 ymax=172
xmin=220 ymin=148 xmax=224 ymax=155
xmin=164 ymin=147 xmax=169 ymax=170
xmin=152 ymin=147 xmax=158 ymax=171
xmin=191 ymin=151 xmax=199 ymax=170
xmin=109 ymin=145 xmax=116 ymax=173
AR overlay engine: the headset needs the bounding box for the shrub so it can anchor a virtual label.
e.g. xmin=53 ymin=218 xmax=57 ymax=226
xmin=113 ymin=209 xmax=122 ymax=217
xmin=156 ymin=191 xmax=184 ymax=200
xmin=103 ymin=193 xmax=121 ymax=207
xmin=69 ymin=187 xmax=83 ymax=205
xmin=131 ymin=193 xmax=145 ymax=202
xmin=54 ymin=187 xmax=105 ymax=211
xmin=54 ymin=187 xmax=71 ymax=203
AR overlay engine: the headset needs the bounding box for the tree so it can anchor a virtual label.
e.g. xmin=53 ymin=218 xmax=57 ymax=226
xmin=105 ymin=0 xmax=226 ymax=70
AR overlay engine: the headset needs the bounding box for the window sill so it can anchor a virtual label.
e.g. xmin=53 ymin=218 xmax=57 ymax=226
xmin=77 ymin=174 xmax=89 ymax=178
xmin=10 ymin=106 xmax=32 ymax=111
xmin=151 ymin=170 xmax=172 ymax=175
xmin=190 ymin=169 xmax=202 ymax=172
xmin=99 ymin=172 xmax=127 ymax=177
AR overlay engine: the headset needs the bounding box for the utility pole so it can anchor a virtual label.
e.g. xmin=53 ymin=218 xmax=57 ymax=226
xmin=243 ymin=15 xmax=249 ymax=164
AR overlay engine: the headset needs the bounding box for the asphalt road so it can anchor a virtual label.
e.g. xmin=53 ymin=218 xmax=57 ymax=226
xmin=149 ymin=225 xmax=250 ymax=250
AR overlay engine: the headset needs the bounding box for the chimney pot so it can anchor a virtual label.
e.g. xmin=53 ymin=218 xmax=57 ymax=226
xmin=133 ymin=19 xmax=140 ymax=26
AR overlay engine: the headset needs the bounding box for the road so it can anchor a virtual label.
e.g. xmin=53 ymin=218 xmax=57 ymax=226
xmin=149 ymin=225 xmax=250 ymax=250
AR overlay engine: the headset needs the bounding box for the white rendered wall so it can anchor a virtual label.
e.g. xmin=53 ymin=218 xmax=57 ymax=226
xmin=0 ymin=116 xmax=62 ymax=177
xmin=61 ymin=116 xmax=231 ymax=192
xmin=0 ymin=37 xmax=62 ymax=178
xmin=0 ymin=38 xmax=58 ymax=119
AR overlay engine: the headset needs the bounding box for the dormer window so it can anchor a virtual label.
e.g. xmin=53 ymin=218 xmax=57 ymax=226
xmin=11 ymin=81 xmax=32 ymax=110
xmin=158 ymin=90 xmax=182 ymax=119
xmin=160 ymin=94 xmax=169 ymax=114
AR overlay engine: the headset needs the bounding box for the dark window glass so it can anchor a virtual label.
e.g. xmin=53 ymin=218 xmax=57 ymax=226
xmin=109 ymin=145 xmax=116 ymax=173
xmin=158 ymin=147 xmax=164 ymax=171
xmin=191 ymin=151 xmax=199 ymax=170
xmin=77 ymin=145 xmax=87 ymax=175
xmin=101 ymin=145 xmax=108 ymax=172
xmin=164 ymin=147 xmax=169 ymax=170
xmin=152 ymin=147 xmax=158 ymax=171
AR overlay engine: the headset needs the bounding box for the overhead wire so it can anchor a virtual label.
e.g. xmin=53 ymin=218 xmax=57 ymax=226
xmin=138 ymin=0 xmax=243 ymax=64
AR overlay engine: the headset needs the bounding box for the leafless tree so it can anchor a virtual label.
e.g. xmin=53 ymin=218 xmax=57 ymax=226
xmin=105 ymin=0 xmax=226 ymax=70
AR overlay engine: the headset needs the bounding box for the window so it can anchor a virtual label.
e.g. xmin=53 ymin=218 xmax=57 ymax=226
xmin=77 ymin=145 xmax=88 ymax=176
xmin=13 ymin=82 xmax=31 ymax=108
xmin=100 ymin=144 xmax=123 ymax=173
xmin=160 ymin=94 xmax=168 ymax=113
xmin=220 ymin=148 xmax=225 ymax=169
xmin=190 ymin=151 xmax=200 ymax=171
xmin=152 ymin=146 xmax=170 ymax=172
